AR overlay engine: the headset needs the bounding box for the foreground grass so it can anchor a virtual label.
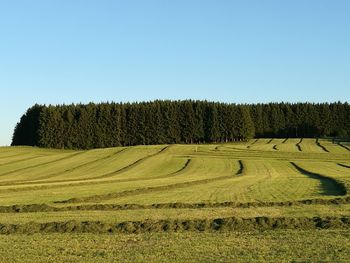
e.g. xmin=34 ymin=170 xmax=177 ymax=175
xmin=0 ymin=140 xmax=349 ymax=261
xmin=0 ymin=230 xmax=349 ymax=263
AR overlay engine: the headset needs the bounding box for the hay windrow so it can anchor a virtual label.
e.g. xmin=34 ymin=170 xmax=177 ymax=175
xmin=0 ymin=216 xmax=349 ymax=234
xmin=1 ymin=196 xmax=350 ymax=213
xmin=88 ymin=145 xmax=170 ymax=180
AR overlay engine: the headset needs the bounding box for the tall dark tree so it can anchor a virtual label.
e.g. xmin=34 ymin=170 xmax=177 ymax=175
xmin=11 ymin=101 xmax=350 ymax=149
xmin=205 ymin=103 xmax=220 ymax=142
xmin=12 ymin=104 xmax=43 ymax=146
xmin=237 ymin=106 xmax=255 ymax=140
xmin=180 ymin=101 xmax=195 ymax=144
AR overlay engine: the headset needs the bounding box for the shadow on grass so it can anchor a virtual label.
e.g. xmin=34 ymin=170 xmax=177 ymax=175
xmin=290 ymin=162 xmax=346 ymax=196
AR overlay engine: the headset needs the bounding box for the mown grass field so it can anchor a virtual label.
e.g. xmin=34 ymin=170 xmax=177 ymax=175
xmin=0 ymin=138 xmax=350 ymax=262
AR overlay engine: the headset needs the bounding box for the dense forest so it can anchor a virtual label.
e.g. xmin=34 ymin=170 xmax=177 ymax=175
xmin=12 ymin=101 xmax=350 ymax=149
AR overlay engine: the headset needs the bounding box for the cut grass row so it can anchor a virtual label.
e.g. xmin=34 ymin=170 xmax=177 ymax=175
xmin=0 ymin=157 xmax=237 ymax=205
xmin=0 ymin=158 xmax=346 ymax=206
xmin=0 ymin=141 xmax=349 ymax=262
xmin=0 ymin=140 xmax=349 ymax=207
xmin=0 ymin=216 xmax=350 ymax=235
xmin=0 ymin=204 xmax=350 ymax=224
xmin=99 ymin=160 xmax=347 ymax=205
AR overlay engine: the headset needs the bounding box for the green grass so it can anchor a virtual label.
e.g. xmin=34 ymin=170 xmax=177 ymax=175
xmin=0 ymin=139 xmax=349 ymax=205
xmin=0 ymin=139 xmax=350 ymax=261
xmin=0 ymin=230 xmax=349 ymax=262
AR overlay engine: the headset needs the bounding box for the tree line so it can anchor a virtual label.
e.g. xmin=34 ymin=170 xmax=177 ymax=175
xmin=11 ymin=101 xmax=350 ymax=149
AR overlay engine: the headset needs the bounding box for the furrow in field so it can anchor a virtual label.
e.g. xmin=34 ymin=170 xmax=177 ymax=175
xmin=193 ymin=150 xmax=350 ymax=163
xmin=62 ymin=159 xmax=248 ymax=205
xmin=1 ymin=142 xmax=349 ymax=207
xmin=236 ymin=160 xmax=244 ymax=175
xmin=11 ymin=145 xmax=167 ymax=184
xmin=290 ymin=162 xmax=346 ymax=196
xmin=257 ymin=138 xmax=297 ymax=153
xmin=251 ymin=139 xmax=259 ymax=145
xmin=0 ymin=152 xmax=32 ymax=161
xmin=0 ymin=147 xmax=181 ymax=191
xmin=0 ymin=152 xmax=84 ymax=178
xmin=315 ymin=138 xmax=329 ymax=153
xmin=0 ymin=149 xmax=17 ymax=155
xmin=87 ymin=145 xmax=170 ymax=180
xmin=337 ymin=163 xmax=350 ymax=169
xmin=246 ymin=139 xmax=258 ymax=148
xmin=338 ymin=143 xmax=350 ymax=152
xmin=231 ymin=160 xmax=348 ymax=203
xmin=0 ymin=154 xmax=35 ymax=166
xmin=0 ymin=148 xmax=129 ymax=186
xmin=300 ymin=139 xmax=330 ymax=153
xmin=21 ymin=147 xmax=129 ymax=183
xmin=54 ymin=160 xmax=245 ymax=204
xmin=100 ymin=156 xmax=191 ymax=182
xmin=0 ymin=158 xmax=191 ymax=193
xmin=296 ymin=138 xmax=303 ymax=152
xmin=238 ymin=161 xmax=286 ymax=202
xmin=166 ymin=159 xmax=191 ymax=176
xmin=318 ymin=141 xmax=347 ymax=154
xmin=241 ymin=139 xmax=276 ymax=152
xmin=0 ymin=155 xmax=44 ymax=169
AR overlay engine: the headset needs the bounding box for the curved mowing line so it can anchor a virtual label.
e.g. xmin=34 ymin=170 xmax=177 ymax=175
xmin=338 ymin=143 xmax=350 ymax=152
xmin=166 ymin=159 xmax=191 ymax=176
xmin=290 ymin=162 xmax=346 ymax=196
xmin=315 ymin=138 xmax=329 ymax=153
xmin=0 ymin=152 xmax=32 ymax=160
xmin=0 ymin=158 xmax=193 ymax=194
xmin=54 ymin=160 xmax=246 ymax=204
xmin=247 ymin=139 xmax=258 ymax=149
xmin=0 ymin=147 xmax=171 ymax=189
xmin=87 ymin=145 xmax=170 ymax=180
xmin=236 ymin=160 xmax=244 ymax=175
xmin=337 ymin=163 xmax=350 ymax=169
xmin=0 ymin=155 xmax=44 ymax=168
xmin=22 ymin=147 xmax=129 ymax=182
xmin=0 ymin=148 xmax=134 ymax=186
xmin=251 ymin=139 xmax=259 ymax=145
xmin=0 ymin=152 xmax=85 ymax=178
xmin=296 ymin=138 xmax=303 ymax=152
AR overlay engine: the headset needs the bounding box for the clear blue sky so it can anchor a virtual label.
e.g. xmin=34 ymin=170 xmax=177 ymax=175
xmin=1 ymin=0 xmax=350 ymax=145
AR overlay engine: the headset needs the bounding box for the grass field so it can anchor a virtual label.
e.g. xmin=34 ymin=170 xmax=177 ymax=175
xmin=0 ymin=138 xmax=350 ymax=262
